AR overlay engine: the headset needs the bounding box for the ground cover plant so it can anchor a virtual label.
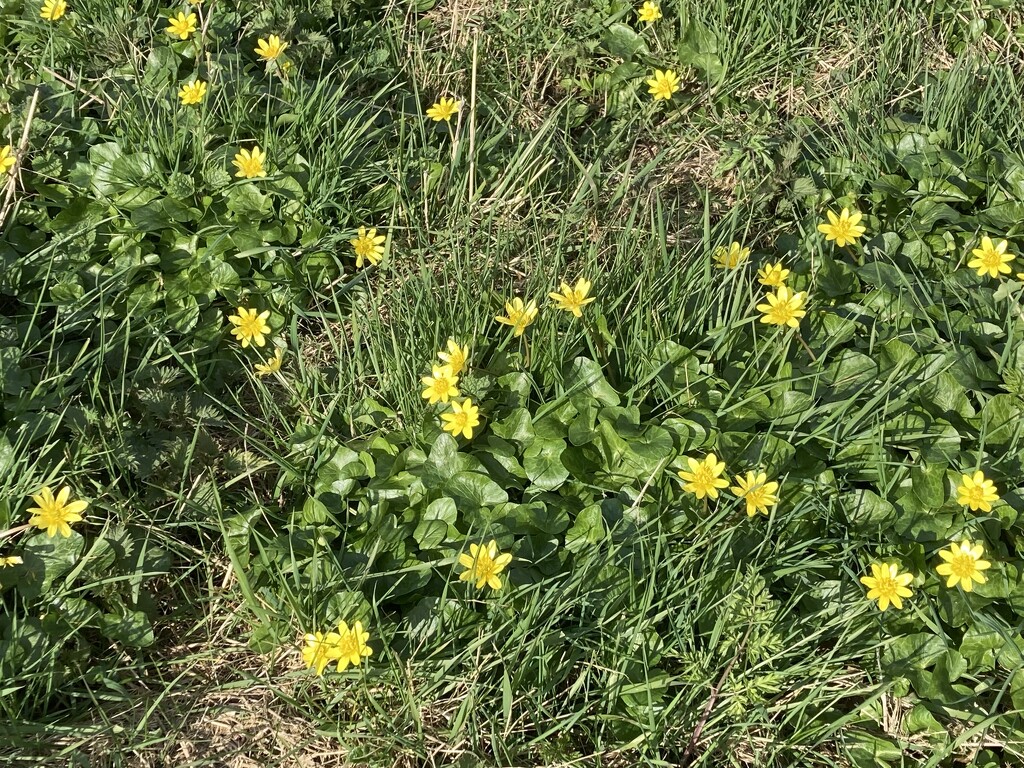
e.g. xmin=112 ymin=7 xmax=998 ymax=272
xmin=2 ymin=0 xmax=1024 ymax=765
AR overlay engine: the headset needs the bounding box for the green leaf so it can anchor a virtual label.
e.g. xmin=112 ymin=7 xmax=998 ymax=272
xmin=445 ymin=471 xmax=508 ymax=509
xmin=564 ymin=357 xmax=620 ymax=407
xmin=981 ymin=394 xmax=1022 ymax=448
xmin=842 ymin=488 xmax=898 ymax=529
xmin=19 ymin=532 xmax=85 ymax=600
xmin=523 ymin=438 xmax=569 ymax=491
xmin=602 ymin=22 xmax=648 ymax=59
xmin=911 ymin=463 xmax=947 ymax=507
xmin=883 ymin=632 xmax=946 ymax=671
xmin=490 ymin=408 xmax=535 ymax=449
xmin=100 ymin=609 xmax=155 ymax=648
xmin=959 ymin=624 xmax=1005 ymax=670
xmin=565 ymin=505 xmax=605 ymax=553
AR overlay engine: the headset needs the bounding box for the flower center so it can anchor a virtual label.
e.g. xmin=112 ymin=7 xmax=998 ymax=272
xmin=965 ymin=486 xmax=986 ymax=505
xmin=874 ymin=575 xmax=896 ymax=598
xmin=354 ymin=239 xmax=374 ymax=258
xmin=336 ymin=633 xmax=359 ymax=659
xmin=950 ymin=553 xmax=976 ymax=578
xmin=768 ymin=304 xmax=793 ymax=323
xmin=240 ymin=317 xmax=262 ymax=336
xmin=431 ymin=377 xmax=451 ymax=397
xmin=693 ymin=467 xmax=715 ymax=487
xmin=980 ymin=249 xmax=1001 ymax=268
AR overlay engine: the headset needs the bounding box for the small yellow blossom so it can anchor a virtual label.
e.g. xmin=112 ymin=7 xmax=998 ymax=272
xmin=40 ymin=0 xmax=66 ymax=20
xmin=495 ymin=297 xmax=538 ymax=337
xmin=860 ymin=562 xmax=914 ymax=612
xmin=441 ymin=399 xmax=481 ymax=439
xmin=27 ymin=486 xmax=87 ymax=538
xmin=458 ymin=540 xmax=513 ymax=590
xmin=637 ymin=1 xmax=662 ymax=23
xmin=426 ymin=97 xmax=460 ymax=122
xmin=438 ymin=339 xmax=469 ymax=376
xmin=730 ymin=471 xmax=779 ymax=517
xmin=548 ymin=278 xmax=596 ymax=318
xmin=678 ymin=453 xmax=729 ymax=500
xmin=757 ymin=261 xmax=790 ymax=287
xmin=967 ymin=236 xmax=1014 ymax=278
xmin=817 ymin=207 xmax=867 ymax=247
xmin=178 ymin=80 xmax=207 ymax=106
xmin=935 ymin=540 xmax=991 ymax=592
xmin=0 ymin=145 xmax=16 ymax=175
xmin=302 ymin=630 xmax=342 ymax=675
xmin=350 ymin=226 xmax=386 ymax=268
xmin=421 ymin=364 xmax=459 ymax=405
xmin=0 ymin=556 xmax=24 ymax=568
xmin=333 ymin=620 xmax=373 ymax=671
xmin=646 ymin=69 xmax=680 ymax=101
xmin=232 ymin=146 xmax=267 ymax=179
xmin=254 ymin=348 xmax=284 ymax=377
xmin=167 ymin=11 xmax=198 ymax=40
xmin=714 ymin=242 xmax=750 ymax=269
xmin=228 ymin=307 xmax=271 ymax=348
xmin=255 ymin=35 xmax=288 ymax=61
xmin=956 ymin=470 xmax=999 ymax=512
xmin=757 ymin=285 xmax=807 ymax=328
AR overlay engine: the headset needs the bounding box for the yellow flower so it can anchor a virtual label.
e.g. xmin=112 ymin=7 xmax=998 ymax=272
xmin=646 ymin=69 xmax=680 ymax=101
xmin=714 ymin=242 xmax=750 ymax=269
xmin=956 ymin=470 xmax=999 ymax=512
xmin=167 ymin=11 xmax=198 ymax=40
xmin=350 ymin=226 xmax=386 ymax=268
xmin=255 ymin=35 xmax=288 ymax=61
xmin=967 ymin=236 xmax=1014 ymax=278
xmin=678 ymin=453 xmax=729 ymax=500
xmin=935 ymin=540 xmax=991 ymax=592
xmin=333 ymin=620 xmax=373 ymax=671
xmin=254 ymin=348 xmax=284 ymax=377
xmin=1 ymin=555 xmax=25 ymax=568
xmin=548 ymin=278 xmax=596 ymax=318
xmin=426 ymin=97 xmax=460 ymax=122
xmin=421 ymin=364 xmax=460 ymax=405
xmin=637 ymin=1 xmax=662 ymax=23
xmin=0 ymin=145 xmax=16 ymax=174
xmin=438 ymin=339 xmax=469 ymax=375
xmin=302 ymin=630 xmax=342 ymax=675
xmin=441 ymin=399 xmax=481 ymax=439
xmin=178 ymin=80 xmax=207 ymax=105
xmin=232 ymin=146 xmax=267 ymax=179
xmin=757 ymin=261 xmax=790 ymax=287
xmin=495 ymin=297 xmax=538 ymax=337
xmin=27 ymin=486 xmax=87 ymax=538
xmin=228 ymin=307 xmax=271 ymax=348
xmin=458 ymin=540 xmax=513 ymax=590
xmin=757 ymin=285 xmax=807 ymax=328
xmin=40 ymin=0 xmax=66 ymax=20
xmin=730 ymin=471 xmax=779 ymax=517
xmin=816 ymin=207 xmax=867 ymax=247
xmin=859 ymin=562 xmax=914 ymax=612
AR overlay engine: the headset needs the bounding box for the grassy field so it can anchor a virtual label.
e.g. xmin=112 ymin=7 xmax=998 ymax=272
xmin=2 ymin=0 xmax=1024 ymax=765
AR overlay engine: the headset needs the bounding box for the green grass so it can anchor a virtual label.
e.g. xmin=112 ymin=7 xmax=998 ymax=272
xmin=2 ymin=0 xmax=1024 ymax=765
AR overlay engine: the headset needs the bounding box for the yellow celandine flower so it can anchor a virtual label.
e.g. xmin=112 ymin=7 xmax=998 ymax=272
xmin=332 ymin=620 xmax=373 ymax=671
xmin=350 ymin=226 xmax=386 ymax=268
xmin=27 ymin=486 xmax=88 ymax=538
xmin=730 ymin=471 xmax=779 ymax=517
xmin=421 ymin=364 xmax=460 ymax=405
xmin=637 ymin=1 xmax=662 ymax=23
xmin=441 ymin=399 xmax=481 ymax=439
xmin=302 ymin=629 xmax=341 ymax=675
xmin=178 ymin=80 xmax=207 ymax=105
xmin=757 ymin=261 xmax=790 ymax=287
xmin=458 ymin=540 xmax=513 ymax=590
xmin=232 ymin=146 xmax=267 ymax=179
xmin=255 ymin=35 xmax=288 ymax=61
xmin=956 ymin=470 xmax=999 ymax=512
xmin=167 ymin=11 xmax=198 ymax=40
xmin=548 ymin=278 xmax=596 ymax=318
xmin=859 ymin=563 xmax=914 ymax=612
xmin=757 ymin=285 xmax=807 ymax=328
xmin=495 ymin=297 xmax=538 ymax=337
xmin=967 ymin=236 xmax=1014 ymax=278
xmin=678 ymin=454 xmax=729 ymax=500
xmin=40 ymin=0 xmax=66 ymax=20
xmin=438 ymin=339 xmax=469 ymax=375
xmin=646 ymin=69 xmax=680 ymax=101
xmin=935 ymin=540 xmax=991 ymax=592
xmin=426 ymin=97 xmax=460 ymax=122
xmin=228 ymin=307 xmax=271 ymax=348
xmin=254 ymin=348 xmax=284 ymax=377
xmin=713 ymin=242 xmax=750 ymax=269
xmin=0 ymin=555 xmax=24 ymax=567
xmin=0 ymin=145 xmax=16 ymax=174
xmin=817 ymin=207 xmax=867 ymax=247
